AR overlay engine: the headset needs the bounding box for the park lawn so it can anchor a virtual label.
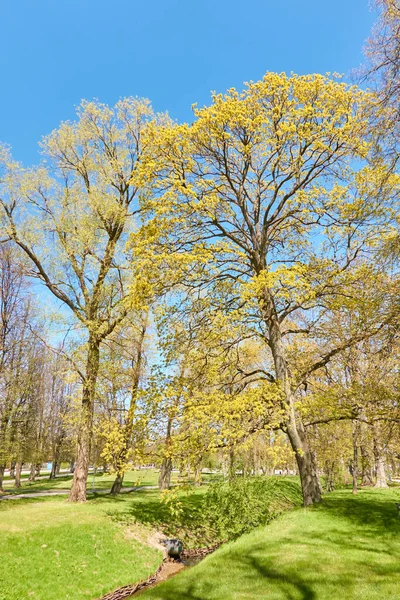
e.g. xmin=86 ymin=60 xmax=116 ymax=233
xmin=141 ymin=487 xmax=400 ymax=600
xmin=0 ymin=485 xmax=209 ymax=600
xmin=1 ymin=468 xmax=176 ymax=495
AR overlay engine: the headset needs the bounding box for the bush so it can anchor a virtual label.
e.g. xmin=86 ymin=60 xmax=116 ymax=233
xmin=203 ymin=476 xmax=302 ymax=540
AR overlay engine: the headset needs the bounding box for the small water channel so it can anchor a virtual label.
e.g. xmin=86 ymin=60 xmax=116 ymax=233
xmin=127 ymin=555 xmax=204 ymax=598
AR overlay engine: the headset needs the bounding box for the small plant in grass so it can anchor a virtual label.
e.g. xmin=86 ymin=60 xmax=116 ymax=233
xmin=160 ymin=488 xmax=185 ymax=520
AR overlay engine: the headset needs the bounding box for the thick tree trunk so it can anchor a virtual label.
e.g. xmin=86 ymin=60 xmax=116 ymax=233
xmin=375 ymin=455 xmax=388 ymax=487
xmin=15 ymin=461 xmax=22 ymax=488
xmin=158 ymin=457 xmax=172 ymax=491
xmin=110 ymin=473 xmax=124 ymax=495
xmin=69 ymin=337 xmax=100 ymax=502
xmin=9 ymin=461 xmax=15 ymax=479
xmin=373 ymin=425 xmax=388 ymax=488
xmin=28 ymin=463 xmax=36 ymax=482
xmin=260 ymin=286 xmax=321 ymax=506
xmin=286 ymin=419 xmax=321 ymax=505
xmin=0 ymin=464 xmax=5 ymax=492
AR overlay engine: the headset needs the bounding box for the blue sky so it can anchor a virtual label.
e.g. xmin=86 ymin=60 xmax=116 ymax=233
xmin=1 ymin=0 xmax=376 ymax=166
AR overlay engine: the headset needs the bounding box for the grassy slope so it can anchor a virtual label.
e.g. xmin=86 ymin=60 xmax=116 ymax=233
xmin=0 ymin=493 xmax=164 ymax=600
xmin=0 ymin=481 xmax=214 ymax=600
xmin=141 ymin=487 xmax=400 ymax=600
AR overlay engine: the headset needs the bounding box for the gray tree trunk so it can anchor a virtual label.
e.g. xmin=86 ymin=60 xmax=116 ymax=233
xmin=69 ymin=337 xmax=100 ymax=502
xmin=15 ymin=462 xmax=22 ymax=488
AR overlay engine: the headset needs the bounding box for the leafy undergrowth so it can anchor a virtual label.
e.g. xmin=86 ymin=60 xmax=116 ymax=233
xmin=140 ymin=487 xmax=400 ymax=600
xmin=109 ymin=476 xmax=302 ymax=549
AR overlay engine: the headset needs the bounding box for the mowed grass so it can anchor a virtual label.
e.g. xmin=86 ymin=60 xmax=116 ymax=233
xmin=1 ymin=468 xmax=175 ymax=495
xmin=140 ymin=487 xmax=400 ymax=600
xmin=0 ymin=481 xmax=212 ymax=600
xmin=0 ymin=493 xmax=164 ymax=600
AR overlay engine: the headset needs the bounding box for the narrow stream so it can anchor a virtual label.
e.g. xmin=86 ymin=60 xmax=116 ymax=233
xmin=127 ymin=555 xmax=204 ymax=598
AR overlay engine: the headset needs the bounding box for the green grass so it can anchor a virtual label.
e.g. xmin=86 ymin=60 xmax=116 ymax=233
xmin=0 ymin=480 xmax=211 ymax=600
xmin=0 ymin=494 xmax=163 ymax=600
xmin=1 ymin=468 xmax=175 ymax=494
xmin=140 ymin=487 xmax=400 ymax=600
xmin=3 ymin=476 xmax=399 ymax=600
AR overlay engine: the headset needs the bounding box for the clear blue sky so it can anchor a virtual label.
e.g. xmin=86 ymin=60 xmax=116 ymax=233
xmin=1 ymin=0 xmax=376 ymax=166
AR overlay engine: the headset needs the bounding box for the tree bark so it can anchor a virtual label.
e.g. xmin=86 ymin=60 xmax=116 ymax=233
xmin=68 ymin=336 xmax=100 ymax=502
xmin=351 ymin=422 xmax=359 ymax=494
xmin=50 ymin=461 xmax=57 ymax=479
xmin=9 ymin=461 xmax=15 ymax=479
xmin=158 ymin=457 xmax=172 ymax=491
xmin=15 ymin=461 xmax=22 ymax=488
xmin=373 ymin=425 xmax=388 ymax=488
xmin=0 ymin=464 xmax=5 ymax=492
xmin=28 ymin=463 xmax=36 ymax=482
xmin=110 ymin=473 xmax=124 ymax=495
xmin=375 ymin=455 xmax=388 ymax=488
xmin=260 ymin=287 xmax=321 ymax=506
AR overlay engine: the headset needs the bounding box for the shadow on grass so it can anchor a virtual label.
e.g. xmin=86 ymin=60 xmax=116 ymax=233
xmin=317 ymin=489 xmax=400 ymax=533
xmin=139 ymin=489 xmax=400 ymax=600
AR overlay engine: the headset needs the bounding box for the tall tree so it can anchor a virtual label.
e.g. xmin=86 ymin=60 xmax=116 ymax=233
xmin=0 ymin=98 xmax=157 ymax=500
xmin=137 ymin=73 xmax=389 ymax=505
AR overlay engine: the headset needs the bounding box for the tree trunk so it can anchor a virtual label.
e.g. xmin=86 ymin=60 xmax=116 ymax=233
xmin=50 ymin=461 xmax=58 ymax=479
xmin=194 ymin=461 xmax=202 ymax=486
xmin=158 ymin=413 xmax=174 ymax=491
xmin=0 ymin=464 xmax=5 ymax=492
xmin=260 ymin=286 xmax=321 ymax=506
xmin=110 ymin=472 xmax=124 ymax=495
xmin=28 ymin=463 xmax=36 ymax=482
xmin=325 ymin=460 xmax=335 ymax=492
xmin=360 ymin=444 xmax=374 ymax=486
xmin=375 ymin=455 xmax=388 ymax=487
xmin=110 ymin=318 xmax=147 ymax=496
xmin=373 ymin=426 xmax=388 ymax=488
xmin=352 ymin=423 xmax=359 ymax=494
xmin=158 ymin=457 xmax=172 ymax=491
xmin=35 ymin=463 xmax=41 ymax=477
xmin=9 ymin=461 xmax=15 ymax=479
xmin=69 ymin=337 xmax=100 ymax=502
xmin=15 ymin=461 xmax=22 ymax=488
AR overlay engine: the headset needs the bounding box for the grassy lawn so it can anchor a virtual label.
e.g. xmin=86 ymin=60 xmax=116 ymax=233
xmin=0 ymin=482 xmax=211 ymax=600
xmin=2 ymin=477 xmax=399 ymax=600
xmin=140 ymin=487 xmax=400 ymax=600
xmin=0 ymin=492 xmax=164 ymax=600
xmin=1 ymin=469 xmax=177 ymax=495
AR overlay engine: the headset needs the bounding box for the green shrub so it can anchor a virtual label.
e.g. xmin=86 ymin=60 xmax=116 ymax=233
xmin=203 ymin=476 xmax=302 ymax=540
